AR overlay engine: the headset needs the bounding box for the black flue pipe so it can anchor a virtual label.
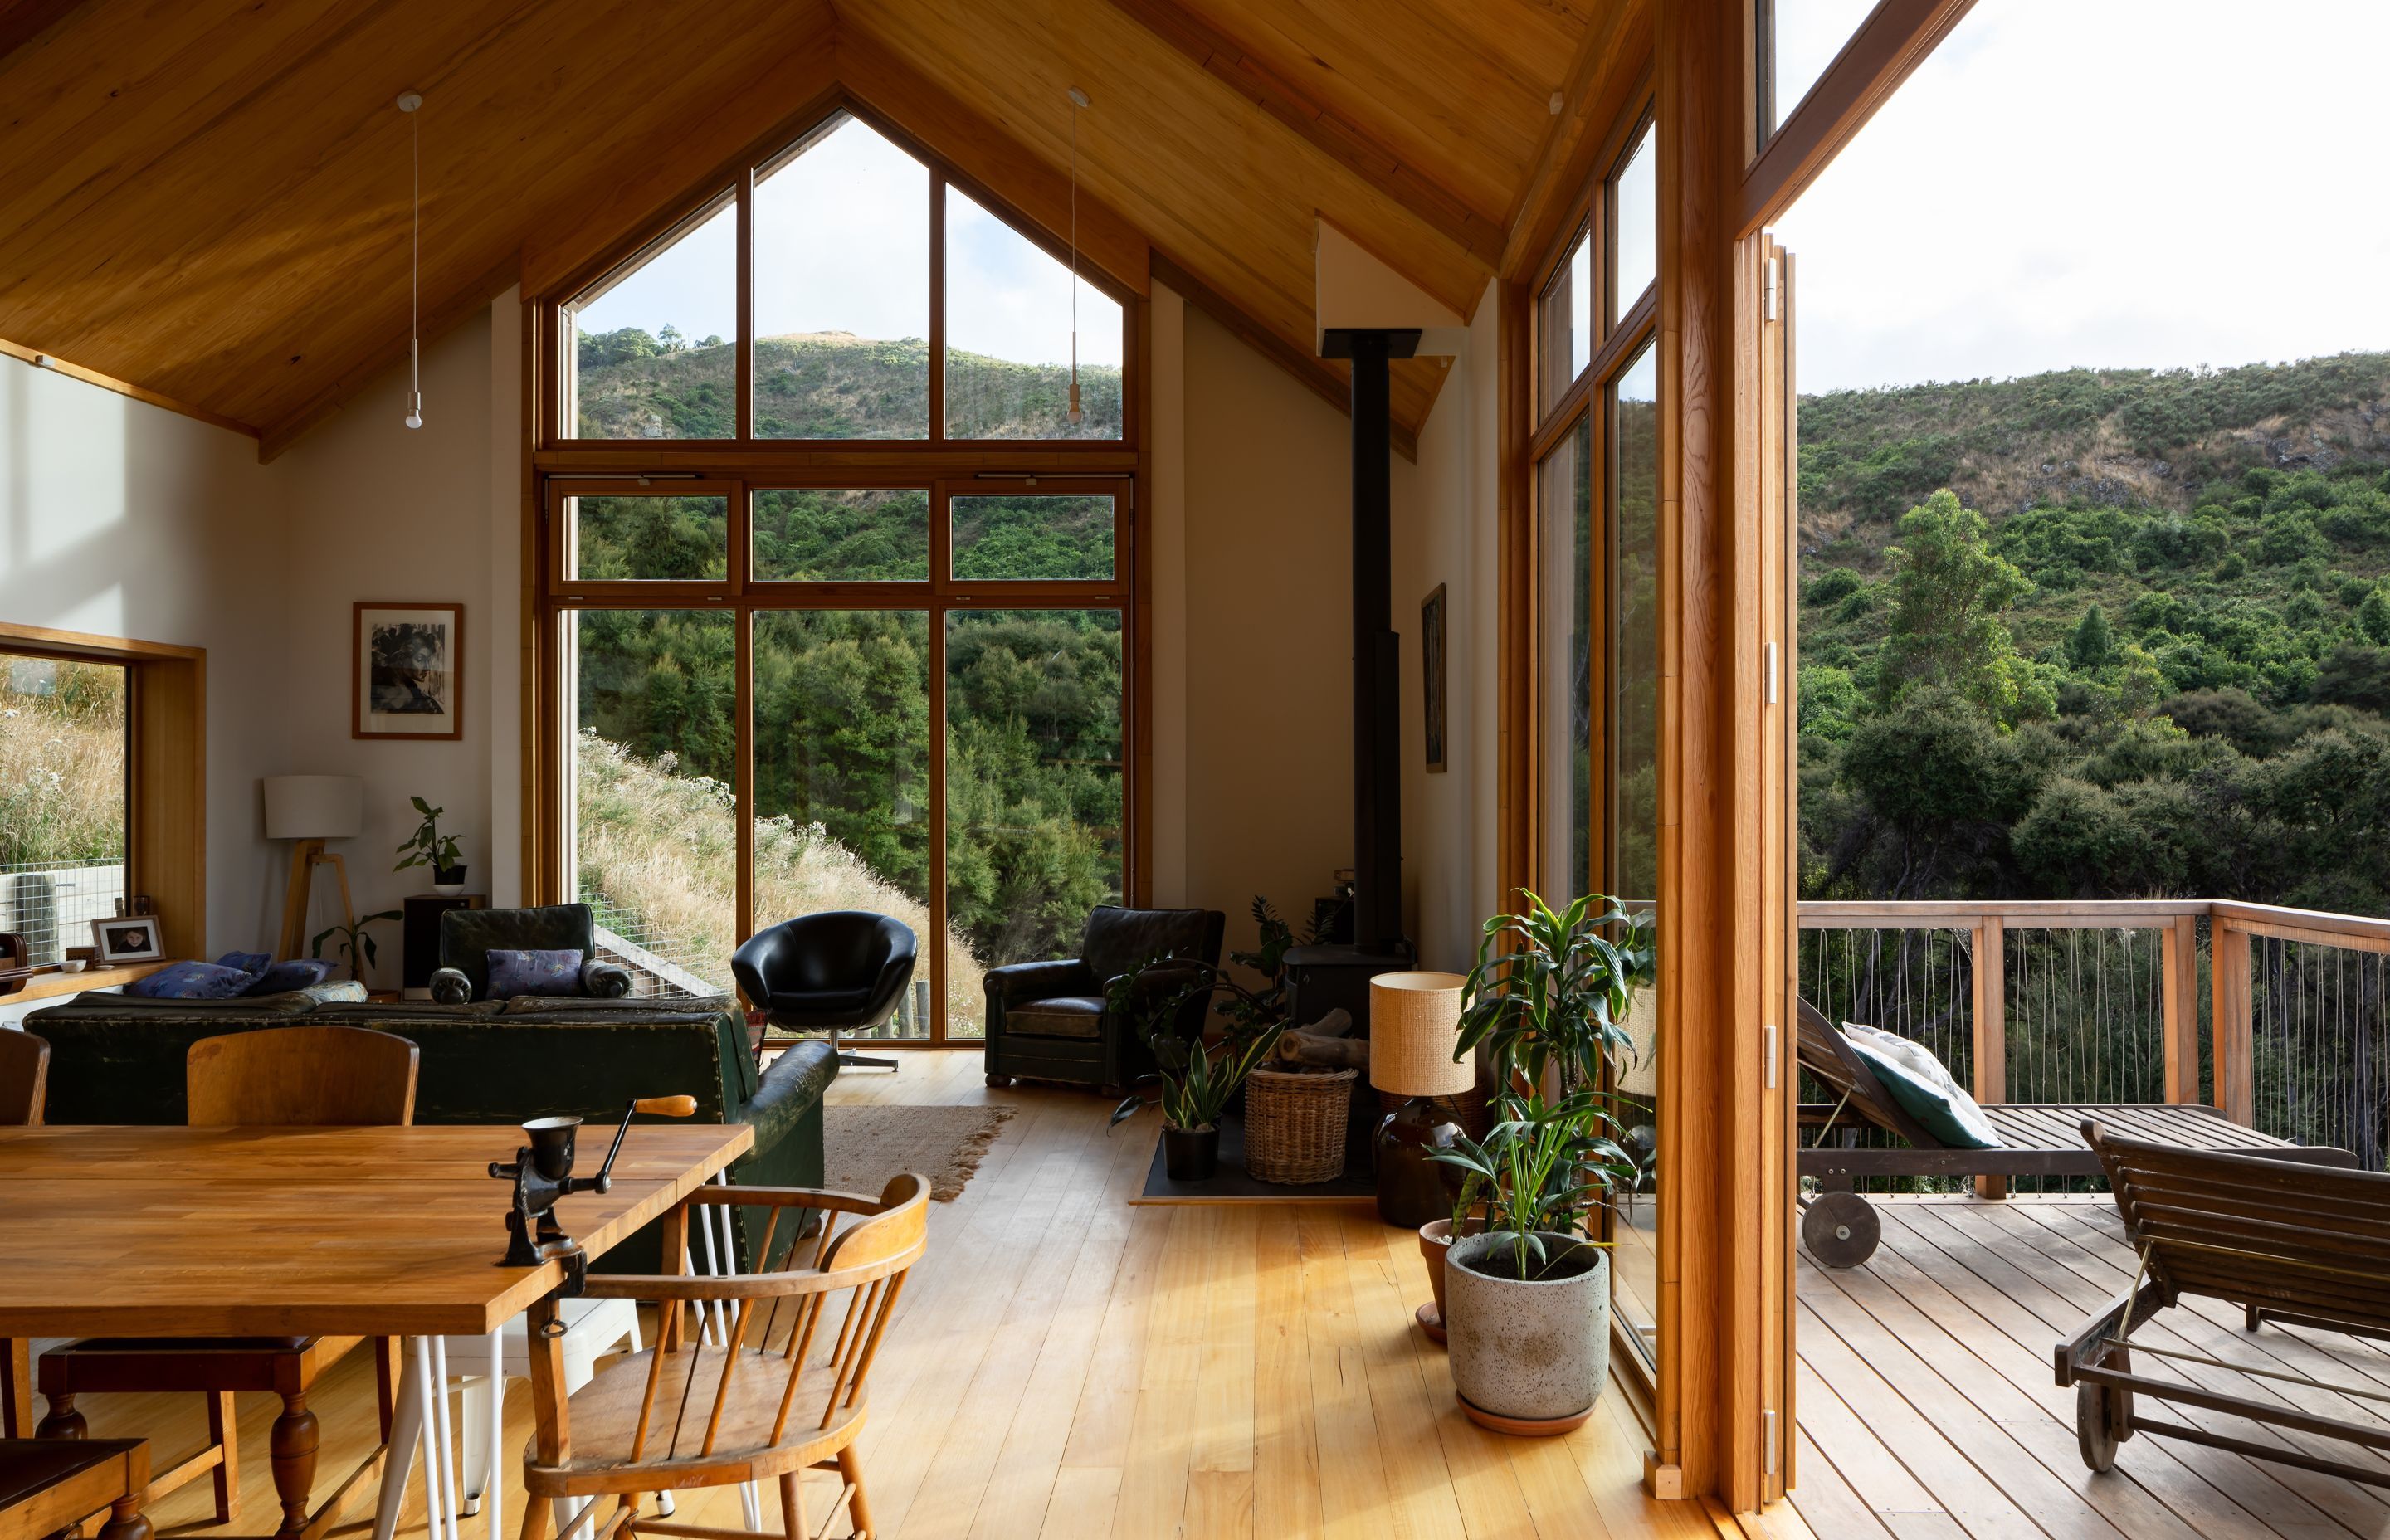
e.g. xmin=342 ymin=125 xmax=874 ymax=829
xmin=1334 ymin=328 xmax=1410 ymax=950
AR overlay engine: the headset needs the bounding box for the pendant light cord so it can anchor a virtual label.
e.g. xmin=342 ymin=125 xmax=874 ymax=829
xmin=411 ymin=103 xmax=420 ymax=400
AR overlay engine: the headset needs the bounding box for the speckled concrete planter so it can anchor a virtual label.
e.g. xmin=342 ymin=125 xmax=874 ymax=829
xmin=1446 ymin=1231 xmax=1610 ymax=1427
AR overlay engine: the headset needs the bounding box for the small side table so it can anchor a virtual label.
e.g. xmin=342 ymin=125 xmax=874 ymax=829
xmin=402 ymin=894 xmax=485 ymax=997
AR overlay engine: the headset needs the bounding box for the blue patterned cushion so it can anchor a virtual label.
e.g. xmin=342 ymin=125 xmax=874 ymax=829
xmin=216 ymin=951 xmax=271 ymax=977
xmin=486 ymin=948 xmax=586 ymax=999
xmin=129 ymin=960 xmax=262 ymax=1000
xmin=245 ymin=958 xmax=334 ymax=995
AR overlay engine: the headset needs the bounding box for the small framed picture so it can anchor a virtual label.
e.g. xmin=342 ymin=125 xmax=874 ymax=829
xmin=1422 ymin=583 xmax=1448 ymax=773
xmin=354 ymin=602 xmax=464 ymax=740
xmin=92 ymin=917 xmax=165 ymax=963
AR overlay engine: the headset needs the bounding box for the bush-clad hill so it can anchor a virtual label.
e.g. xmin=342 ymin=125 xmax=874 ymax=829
xmin=573 ymin=327 xmax=1122 ymax=441
xmin=1797 ymin=351 xmax=2390 ymax=910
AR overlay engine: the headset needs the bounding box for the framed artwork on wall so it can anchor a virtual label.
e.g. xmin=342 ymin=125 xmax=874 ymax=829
xmin=354 ymin=602 xmax=465 ymax=740
xmin=1422 ymin=582 xmax=1447 ymax=772
xmin=92 ymin=915 xmax=164 ymax=962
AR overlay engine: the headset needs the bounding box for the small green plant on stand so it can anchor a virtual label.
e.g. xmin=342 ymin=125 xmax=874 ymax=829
xmin=393 ymin=796 xmax=464 ymax=876
xmin=314 ymin=909 xmax=402 ymax=984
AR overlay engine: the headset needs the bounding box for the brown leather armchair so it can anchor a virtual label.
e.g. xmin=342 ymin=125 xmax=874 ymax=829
xmin=981 ymin=906 xmax=1225 ymax=1093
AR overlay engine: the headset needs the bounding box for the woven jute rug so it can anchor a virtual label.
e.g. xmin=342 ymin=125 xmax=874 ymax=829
xmin=823 ymin=1104 xmax=1015 ymax=1202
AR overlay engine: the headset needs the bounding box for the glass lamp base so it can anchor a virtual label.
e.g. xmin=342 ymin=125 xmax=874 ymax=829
xmin=1374 ymin=1095 xmax=1464 ymax=1228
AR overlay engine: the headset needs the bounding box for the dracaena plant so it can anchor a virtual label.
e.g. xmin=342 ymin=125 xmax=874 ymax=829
xmin=1456 ymin=889 xmax=1656 ymax=1094
xmin=1428 ymin=1087 xmax=1638 ymax=1280
xmin=1105 ymin=955 xmax=1287 ymax=1133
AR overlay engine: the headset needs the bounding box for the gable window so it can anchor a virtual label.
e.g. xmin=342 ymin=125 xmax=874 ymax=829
xmin=533 ymin=100 xmax=1143 ymax=1045
xmin=550 ymin=108 xmax=1130 ymax=447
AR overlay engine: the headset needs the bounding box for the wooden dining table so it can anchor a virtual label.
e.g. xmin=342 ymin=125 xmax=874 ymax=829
xmin=0 ymin=1121 xmax=753 ymax=1540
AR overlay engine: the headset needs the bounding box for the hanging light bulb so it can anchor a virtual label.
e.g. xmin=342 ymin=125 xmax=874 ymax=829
xmin=398 ymin=90 xmax=424 ymax=429
xmin=1066 ymin=87 xmax=1088 ymax=426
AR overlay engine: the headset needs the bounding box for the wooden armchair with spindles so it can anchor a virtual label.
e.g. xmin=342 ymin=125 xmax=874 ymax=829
xmin=517 ymin=1173 xmax=929 ymax=1540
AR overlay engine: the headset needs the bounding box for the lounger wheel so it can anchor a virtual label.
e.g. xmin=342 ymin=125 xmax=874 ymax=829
xmin=1800 ymin=1189 xmax=1880 ymax=1268
xmin=2076 ymin=1380 xmax=2133 ymax=1472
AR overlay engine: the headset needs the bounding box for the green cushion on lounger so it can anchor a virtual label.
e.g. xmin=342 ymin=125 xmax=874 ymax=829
xmin=1841 ymin=1021 xmax=2005 ymax=1149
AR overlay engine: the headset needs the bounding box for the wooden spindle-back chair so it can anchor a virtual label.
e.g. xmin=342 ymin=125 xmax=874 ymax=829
xmin=519 ymin=1173 xmax=929 ymax=1540
xmin=1 ymin=1031 xmax=46 ymax=1440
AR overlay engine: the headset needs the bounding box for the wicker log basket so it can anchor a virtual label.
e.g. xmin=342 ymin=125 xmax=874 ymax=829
xmin=1243 ymin=1064 xmax=1358 ymax=1184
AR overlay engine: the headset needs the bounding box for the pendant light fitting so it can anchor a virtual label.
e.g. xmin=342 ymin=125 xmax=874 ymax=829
xmin=398 ymin=90 xmax=424 ymax=430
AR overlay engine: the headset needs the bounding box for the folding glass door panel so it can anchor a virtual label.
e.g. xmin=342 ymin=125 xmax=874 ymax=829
xmin=568 ymin=609 xmax=739 ymax=995
xmin=751 ymin=610 xmax=934 ymax=1038
xmin=943 ymin=608 xmax=1124 ymax=1038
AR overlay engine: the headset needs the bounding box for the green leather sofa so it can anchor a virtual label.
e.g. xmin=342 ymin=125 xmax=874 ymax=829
xmin=23 ymin=992 xmax=835 ymax=1271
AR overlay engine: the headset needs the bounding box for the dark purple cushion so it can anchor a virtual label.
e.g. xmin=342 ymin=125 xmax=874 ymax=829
xmin=245 ymin=958 xmax=334 ymax=996
xmin=486 ymin=948 xmax=586 ymax=999
xmin=216 ymin=951 xmax=271 ymax=976
xmin=128 ymin=961 xmax=261 ymax=1000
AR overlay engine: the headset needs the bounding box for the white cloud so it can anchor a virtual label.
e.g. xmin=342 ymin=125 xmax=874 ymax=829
xmin=1773 ymin=0 xmax=2390 ymax=393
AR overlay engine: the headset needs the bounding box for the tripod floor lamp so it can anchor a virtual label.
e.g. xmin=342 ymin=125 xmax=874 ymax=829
xmin=266 ymin=775 xmax=363 ymax=961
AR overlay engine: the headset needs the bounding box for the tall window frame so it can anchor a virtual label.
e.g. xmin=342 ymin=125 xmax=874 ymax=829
xmin=1526 ymin=99 xmax=1663 ymax=1385
xmin=527 ymin=90 xmax=1148 ymax=1048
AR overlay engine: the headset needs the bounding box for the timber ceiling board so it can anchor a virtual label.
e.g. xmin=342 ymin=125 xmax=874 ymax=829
xmin=839 ymin=0 xmax=1511 ymax=432
xmin=0 ymin=0 xmax=835 ymax=436
xmin=2 ymin=0 xmax=1618 ymax=449
xmin=1133 ymin=0 xmax=1593 ymax=232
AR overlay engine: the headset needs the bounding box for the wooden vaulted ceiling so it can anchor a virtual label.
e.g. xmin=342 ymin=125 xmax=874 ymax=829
xmin=0 ymin=0 xmax=1640 ymax=459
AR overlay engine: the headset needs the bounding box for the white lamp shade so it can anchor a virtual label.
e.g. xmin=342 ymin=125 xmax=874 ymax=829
xmin=1369 ymin=970 xmax=1475 ymax=1097
xmin=263 ymin=775 xmax=363 ymax=841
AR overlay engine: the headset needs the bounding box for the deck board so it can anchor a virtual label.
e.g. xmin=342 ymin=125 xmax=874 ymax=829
xmin=1796 ymin=1196 xmax=2390 ymax=1540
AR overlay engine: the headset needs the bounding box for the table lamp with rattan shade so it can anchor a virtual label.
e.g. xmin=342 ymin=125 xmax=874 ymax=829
xmin=1371 ymin=971 xmax=1473 ymax=1228
xmin=265 ymin=775 xmax=363 ymax=962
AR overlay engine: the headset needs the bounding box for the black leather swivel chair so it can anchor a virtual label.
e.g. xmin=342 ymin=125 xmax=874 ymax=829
xmin=733 ymin=912 xmax=918 ymax=1072
xmin=982 ymin=906 xmax=1226 ymax=1093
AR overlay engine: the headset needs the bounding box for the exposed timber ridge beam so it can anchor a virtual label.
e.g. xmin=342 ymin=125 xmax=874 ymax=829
xmin=1108 ymin=0 xmax=1505 ymax=269
xmin=1151 ymin=249 xmax=1418 ymax=462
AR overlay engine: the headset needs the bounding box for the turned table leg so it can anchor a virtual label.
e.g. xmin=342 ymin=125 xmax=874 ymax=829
xmin=271 ymin=1390 xmax=319 ymax=1540
xmin=97 ymin=1494 xmax=153 ymax=1540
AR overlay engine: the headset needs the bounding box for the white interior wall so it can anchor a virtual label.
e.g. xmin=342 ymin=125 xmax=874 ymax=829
xmin=268 ymin=293 xmax=525 ymax=982
xmin=0 ymin=349 xmax=290 ymax=967
xmin=1394 ymin=281 xmax=1501 ymax=971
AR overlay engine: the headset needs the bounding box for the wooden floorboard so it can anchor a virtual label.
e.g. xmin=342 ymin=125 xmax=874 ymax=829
xmin=36 ymin=1052 xmax=1703 ymax=1539
xmin=1793 ymin=1196 xmax=2390 ymax=1540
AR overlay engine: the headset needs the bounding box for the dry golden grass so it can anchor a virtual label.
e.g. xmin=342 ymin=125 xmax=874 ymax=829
xmin=573 ymin=733 xmax=983 ymax=1020
xmin=0 ymin=660 xmax=125 ymax=867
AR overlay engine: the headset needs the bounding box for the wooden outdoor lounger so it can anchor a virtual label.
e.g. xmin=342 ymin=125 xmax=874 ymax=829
xmin=2058 ymin=1121 xmax=2390 ymax=1485
xmin=1795 ymin=999 xmax=2354 ymax=1266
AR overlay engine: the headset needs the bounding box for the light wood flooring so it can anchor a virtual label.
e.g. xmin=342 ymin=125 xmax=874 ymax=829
xmin=43 ymin=1052 xmax=1725 ymax=1540
xmin=1794 ymin=1195 xmax=2390 ymax=1540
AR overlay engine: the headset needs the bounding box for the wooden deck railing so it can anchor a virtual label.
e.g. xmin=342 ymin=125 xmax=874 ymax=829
xmin=1798 ymin=899 xmax=2390 ymax=1169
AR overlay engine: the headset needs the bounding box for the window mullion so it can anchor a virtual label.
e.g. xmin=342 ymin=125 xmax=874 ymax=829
xmin=929 ymin=173 xmax=947 ymax=446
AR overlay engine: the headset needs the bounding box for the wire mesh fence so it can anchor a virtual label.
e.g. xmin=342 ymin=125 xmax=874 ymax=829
xmin=2248 ymin=936 xmax=2390 ymax=1172
xmin=1799 ymin=919 xmax=2173 ymax=1193
xmin=0 ymin=857 xmax=127 ymax=967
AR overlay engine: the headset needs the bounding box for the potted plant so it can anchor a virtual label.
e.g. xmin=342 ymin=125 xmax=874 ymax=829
xmin=1106 ymin=958 xmax=1286 ymax=1181
xmin=313 ymin=909 xmax=402 ymax=986
xmin=1415 ymin=1175 xmax=1487 ymax=1343
xmin=1427 ymin=889 xmax=1656 ymax=1430
xmin=393 ymin=796 xmax=467 ymax=893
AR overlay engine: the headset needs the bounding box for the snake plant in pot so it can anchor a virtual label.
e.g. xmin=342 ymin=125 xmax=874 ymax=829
xmin=1106 ymin=958 xmax=1286 ymax=1181
xmin=1432 ymin=889 xmax=1654 ymax=1431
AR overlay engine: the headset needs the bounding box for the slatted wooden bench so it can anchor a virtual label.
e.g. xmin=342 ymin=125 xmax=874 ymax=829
xmin=1795 ymin=999 xmax=2355 ymax=1265
xmin=2058 ymin=1120 xmax=2390 ymax=1485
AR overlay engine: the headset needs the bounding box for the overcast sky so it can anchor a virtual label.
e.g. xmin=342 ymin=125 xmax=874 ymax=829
xmin=574 ymin=115 xmax=1120 ymax=367
xmin=1772 ymin=0 xmax=2390 ymax=394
